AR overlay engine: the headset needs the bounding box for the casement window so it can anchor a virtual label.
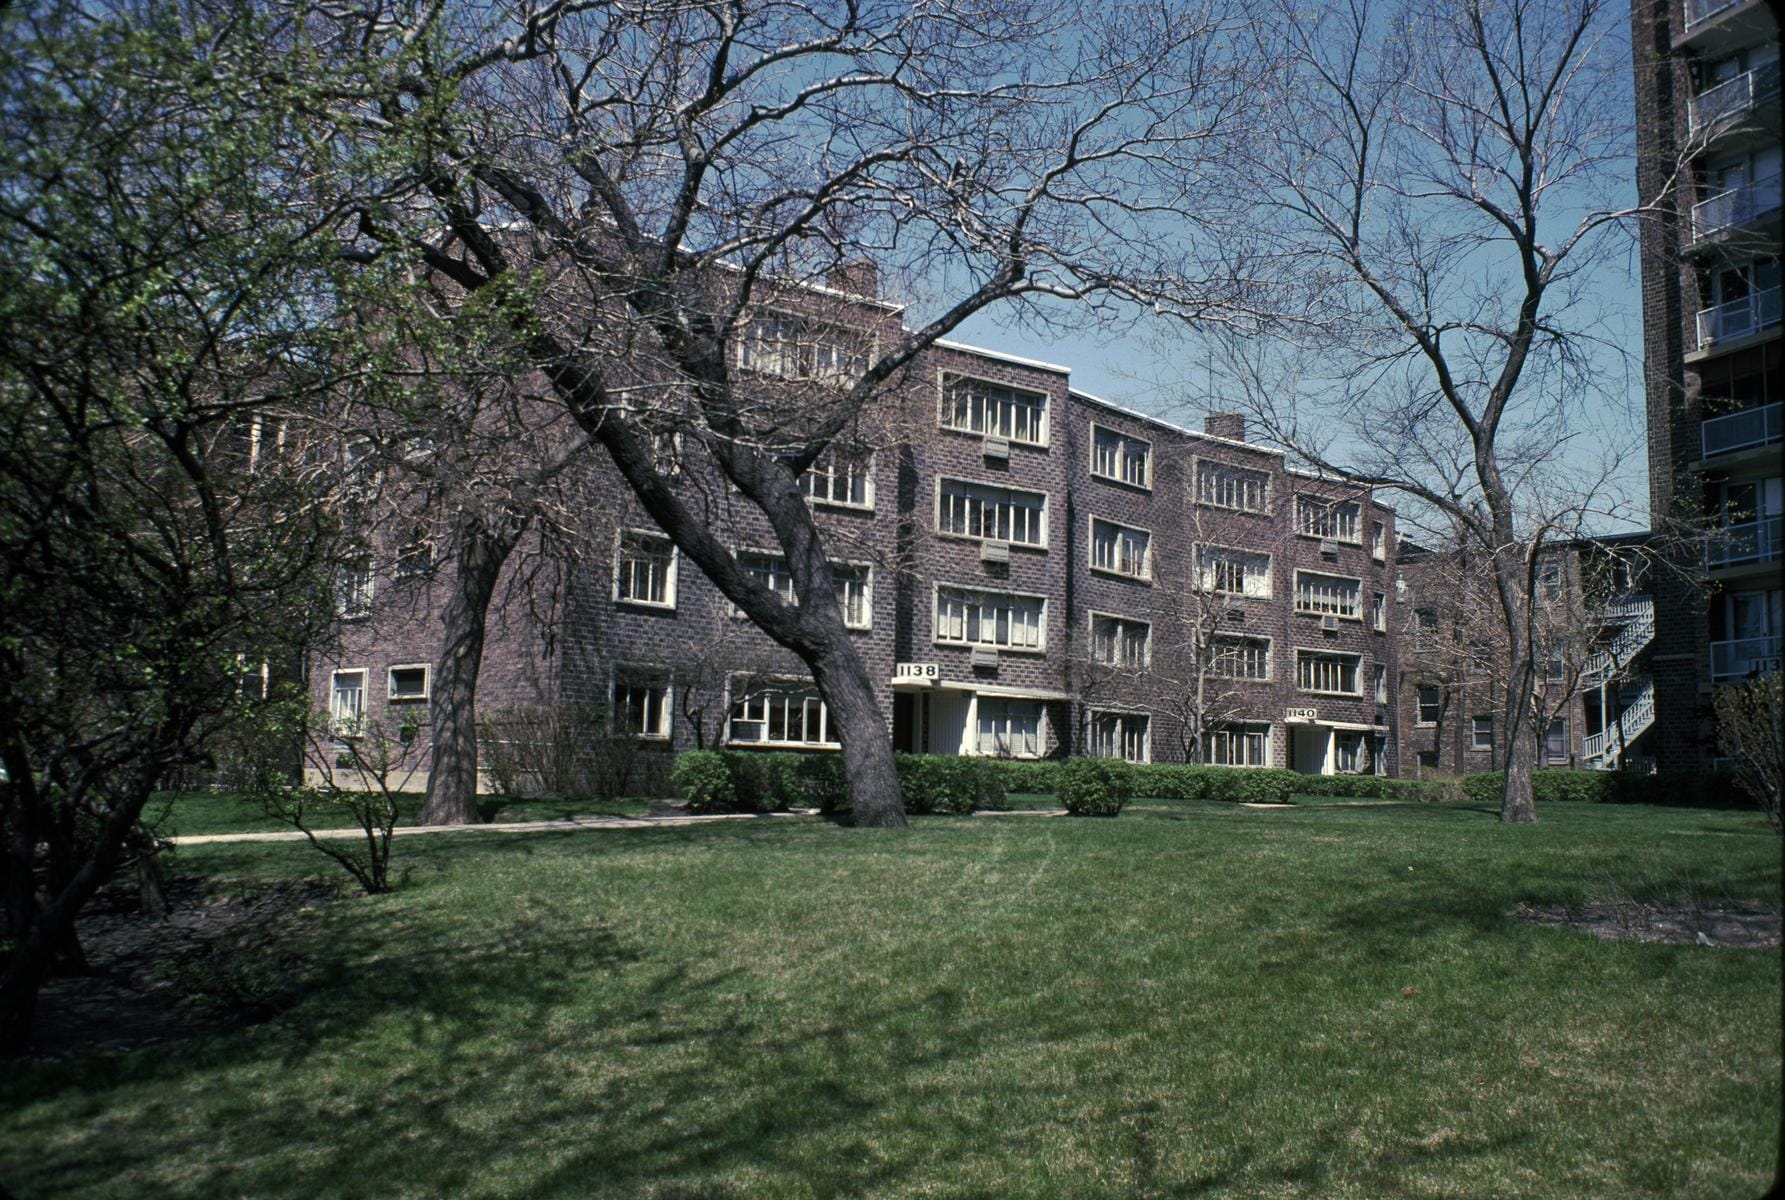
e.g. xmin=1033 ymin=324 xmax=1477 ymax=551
xmin=1296 ymin=496 xmax=1362 ymax=543
xmin=1416 ymin=685 xmax=1442 ymax=726
xmin=1544 ymin=717 xmax=1569 ymax=764
xmin=1209 ymin=635 xmax=1271 ymax=681
xmin=937 ymin=478 xmax=1047 ymax=546
xmin=739 ymin=552 xmax=798 ymax=606
xmin=387 ymin=664 xmax=429 ymax=702
xmin=737 ymin=553 xmax=872 ymax=629
xmin=1471 ymin=715 xmax=1494 ymax=750
xmin=1090 ymin=518 xmax=1151 ymax=580
xmin=1295 ymin=571 xmax=1362 ymax=619
xmin=800 ymin=448 xmax=874 ymax=509
xmin=934 ymin=587 xmax=1045 ymax=650
xmin=976 ymin=699 xmax=1042 ymax=757
xmin=1334 ymin=732 xmax=1369 ymax=774
xmin=940 ymin=375 xmax=1048 ymax=445
xmin=1196 ymin=460 xmax=1269 ymax=513
xmin=330 ymin=669 xmax=367 ymax=735
xmin=1373 ymin=664 xmax=1389 ymax=705
xmin=1297 ymin=650 xmax=1361 ymax=695
xmin=614 ymin=532 xmax=677 ymax=607
xmin=1089 ymin=613 xmax=1151 ymax=668
xmin=395 ymin=530 xmax=434 ymax=580
xmin=1205 ymin=723 xmax=1270 ymax=767
xmin=1091 ymin=425 xmax=1151 ymax=488
xmin=235 ymin=657 xmax=270 ymax=701
xmin=336 ymin=561 xmax=374 ymax=619
xmin=738 ymin=314 xmax=865 ymax=382
xmin=1371 ymin=521 xmax=1387 ymax=561
xmin=1089 ymin=711 xmax=1150 ymax=763
xmin=728 ymin=678 xmax=837 ymax=746
xmin=613 ymin=670 xmax=672 ymax=739
xmin=1372 ymin=592 xmax=1387 ymax=632
xmin=1196 ymin=545 xmax=1272 ymax=598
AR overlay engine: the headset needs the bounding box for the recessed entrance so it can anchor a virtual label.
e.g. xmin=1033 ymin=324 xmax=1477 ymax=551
xmin=1290 ymin=724 xmax=1331 ymax=775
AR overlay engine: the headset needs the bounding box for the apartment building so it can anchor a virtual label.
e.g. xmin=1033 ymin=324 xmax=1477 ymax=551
xmin=1632 ymin=0 xmax=1781 ymax=770
xmin=312 ymin=301 xmax=1401 ymax=783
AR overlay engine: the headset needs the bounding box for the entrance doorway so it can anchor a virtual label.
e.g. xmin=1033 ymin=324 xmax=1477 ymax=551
xmin=1290 ymin=724 xmax=1330 ymax=775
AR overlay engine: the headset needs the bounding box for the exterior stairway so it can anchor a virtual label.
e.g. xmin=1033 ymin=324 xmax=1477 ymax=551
xmin=1581 ymin=595 xmax=1654 ymax=684
xmin=1584 ymin=675 xmax=1656 ymax=770
xmin=1582 ymin=595 xmax=1656 ymax=771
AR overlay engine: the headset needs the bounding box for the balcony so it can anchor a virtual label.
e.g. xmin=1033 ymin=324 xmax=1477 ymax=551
xmin=1695 ymin=284 xmax=1781 ymax=349
xmin=1689 ymin=61 xmax=1782 ymax=136
xmin=1688 ymin=172 xmax=1780 ymax=244
xmin=1701 ymin=400 xmax=1783 ymax=458
xmin=1706 ymin=515 xmax=1783 ymax=571
xmin=1679 ymin=0 xmax=1778 ymax=53
xmin=1685 ymin=0 xmax=1739 ymax=25
xmin=1710 ymin=634 xmax=1783 ymax=680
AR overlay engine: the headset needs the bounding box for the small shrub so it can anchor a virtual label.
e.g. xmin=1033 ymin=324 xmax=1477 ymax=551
xmin=1057 ymin=758 xmax=1134 ymax=816
xmin=672 ymin=750 xmax=734 ymax=812
xmin=895 ymin=754 xmax=1003 ymax=814
xmin=798 ymin=754 xmax=850 ymax=813
xmin=986 ymin=758 xmax=1061 ymax=797
xmin=1130 ymin=763 xmax=1213 ymax=801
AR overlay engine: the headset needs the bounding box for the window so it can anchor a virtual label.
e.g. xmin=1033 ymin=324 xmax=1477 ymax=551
xmin=1297 ymin=650 xmax=1361 ymax=695
xmin=1206 ymin=724 xmax=1270 ymax=767
xmin=800 ymin=448 xmax=874 ymax=509
xmin=1371 ymin=520 xmax=1387 ymax=561
xmin=1544 ymin=717 xmax=1568 ymax=765
xmin=1209 ymin=635 xmax=1271 ymax=681
xmin=1197 ymin=545 xmax=1272 ymax=597
xmin=1089 ymin=614 xmax=1151 ymax=668
xmin=1372 ymin=592 xmax=1387 ymax=632
xmin=1091 ymin=426 xmax=1151 ymax=488
xmin=1295 ymin=571 xmax=1361 ymax=619
xmin=1373 ymin=664 xmax=1388 ymax=706
xmin=613 ymin=670 xmax=671 ymax=739
xmin=1334 ymin=732 xmax=1369 ymax=774
xmin=728 ymin=679 xmax=837 ymax=746
xmin=1417 ymin=750 xmax=1439 ymax=771
xmin=937 ymin=478 xmax=1047 ymax=546
xmin=1089 ymin=712 xmax=1149 ymax=763
xmin=739 ymin=552 xmax=797 ymax=606
xmin=934 ymin=587 xmax=1046 ymax=650
xmin=330 ymin=669 xmax=367 ymax=735
xmin=387 ymin=664 xmax=429 ymax=702
xmin=1196 ymin=460 xmax=1269 ymax=513
xmin=1296 ymin=496 xmax=1362 ymax=543
xmin=739 ymin=314 xmax=865 ymax=381
xmin=1471 ymin=715 xmax=1494 ymax=750
xmin=615 ymin=532 xmax=676 ymax=607
xmin=977 ymin=699 xmax=1042 ymax=757
xmin=1536 ymin=559 xmax=1563 ymax=599
xmin=395 ymin=531 xmax=434 ymax=580
xmin=335 ymin=561 xmax=373 ymax=619
xmin=737 ymin=554 xmax=871 ymax=629
xmin=940 ymin=375 xmax=1048 ymax=445
xmin=1090 ymin=518 xmax=1151 ymax=580
xmin=1416 ymin=685 xmax=1442 ymax=726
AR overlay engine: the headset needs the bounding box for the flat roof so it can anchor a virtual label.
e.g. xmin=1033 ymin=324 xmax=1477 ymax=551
xmin=931 ymin=338 xmax=1074 ymax=376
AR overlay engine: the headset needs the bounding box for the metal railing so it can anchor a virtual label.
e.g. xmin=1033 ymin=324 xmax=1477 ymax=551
xmin=1710 ymin=635 xmax=1783 ymax=680
xmin=1690 ymin=172 xmax=1781 ymax=242
xmin=1705 ymin=515 xmax=1783 ymax=570
xmin=1685 ymin=0 xmax=1741 ymax=27
xmin=1582 ymin=595 xmax=1654 ymax=682
xmin=1585 ymin=676 xmax=1656 ymax=769
xmin=1702 ymin=400 xmax=1783 ymax=458
xmin=1697 ymin=285 xmax=1782 ymax=347
xmin=1689 ymin=61 xmax=1782 ymax=134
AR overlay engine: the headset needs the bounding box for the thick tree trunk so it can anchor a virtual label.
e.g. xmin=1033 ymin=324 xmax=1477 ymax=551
xmin=812 ymin=652 xmax=903 ymax=827
xmin=420 ymin=516 xmax=525 ymax=826
xmin=1500 ymin=711 xmax=1538 ymax=822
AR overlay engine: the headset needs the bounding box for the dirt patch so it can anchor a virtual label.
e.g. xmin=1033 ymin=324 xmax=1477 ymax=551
xmin=1512 ymin=900 xmax=1780 ymax=949
xmin=11 ymin=876 xmax=337 ymax=1063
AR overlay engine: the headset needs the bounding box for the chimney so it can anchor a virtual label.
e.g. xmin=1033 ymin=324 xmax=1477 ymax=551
xmin=826 ymin=258 xmax=879 ymax=299
xmin=1205 ymin=411 xmax=1247 ymax=442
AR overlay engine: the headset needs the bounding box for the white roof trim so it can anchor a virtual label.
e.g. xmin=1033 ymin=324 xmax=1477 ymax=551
xmin=931 ymin=339 xmax=1073 ymax=375
xmin=1067 ymin=389 xmax=1282 ymax=456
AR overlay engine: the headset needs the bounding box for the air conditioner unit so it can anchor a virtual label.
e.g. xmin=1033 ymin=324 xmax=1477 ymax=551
xmin=1319 ymin=538 xmax=1339 ymax=557
xmin=1223 ymin=593 xmax=1245 ymax=612
xmin=969 ymin=646 xmax=1000 ymax=668
xmin=1320 ymin=614 xmax=1340 ymax=632
xmin=980 ymin=539 xmax=1011 ymax=564
xmin=983 ymin=436 xmax=1011 ymax=461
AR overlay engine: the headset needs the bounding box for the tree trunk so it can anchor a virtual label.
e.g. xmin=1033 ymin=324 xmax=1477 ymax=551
xmin=813 ymin=653 xmax=903 ymax=827
xmin=420 ymin=516 xmax=525 ymax=826
xmin=1500 ymin=712 xmax=1538 ymax=822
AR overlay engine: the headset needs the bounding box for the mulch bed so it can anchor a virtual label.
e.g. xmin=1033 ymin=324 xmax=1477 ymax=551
xmin=1511 ymin=900 xmax=1781 ymax=949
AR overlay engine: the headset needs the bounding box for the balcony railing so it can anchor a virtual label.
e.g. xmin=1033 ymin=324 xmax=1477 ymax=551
xmin=1689 ymin=61 xmax=1782 ymax=135
xmin=1701 ymin=399 xmax=1783 ymax=457
xmin=1685 ymin=0 xmax=1741 ymax=26
xmin=1696 ymin=285 xmax=1782 ymax=348
xmin=1710 ymin=634 xmax=1783 ymax=680
xmin=1705 ymin=515 xmax=1783 ymax=570
xmin=1689 ymin=172 xmax=1781 ymax=242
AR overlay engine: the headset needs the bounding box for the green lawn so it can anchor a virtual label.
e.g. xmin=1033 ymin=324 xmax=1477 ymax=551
xmin=146 ymin=790 xmax=652 ymax=835
xmin=4 ymin=800 xmax=1779 ymax=1198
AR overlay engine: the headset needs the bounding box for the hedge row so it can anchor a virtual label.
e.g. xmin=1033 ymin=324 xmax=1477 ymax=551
xmin=670 ymin=750 xmax=848 ymax=813
xmin=994 ymin=759 xmax=1451 ymax=805
xmin=1459 ymin=768 xmax=1745 ymax=808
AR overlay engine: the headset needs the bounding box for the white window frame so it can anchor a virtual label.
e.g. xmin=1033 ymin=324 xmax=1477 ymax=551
xmin=1205 ymin=722 xmax=1272 ymax=768
xmin=1295 ymin=495 xmax=1363 ymax=543
xmin=387 ymin=663 xmax=430 ymax=703
xmin=734 ymin=551 xmax=872 ymax=630
xmin=612 ymin=667 xmax=673 ymax=740
xmin=1088 ymin=710 xmax=1150 ymax=763
xmin=1371 ymin=520 xmax=1387 ymax=561
xmin=1416 ymin=685 xmax=1442 ymax=727
xmin=1296 ymin=649 xmax=1363 ymax=696
xmin=1373 ymin=663 xmax=1389 ymax=706
xmin=1090 ymin=516 xmax=1152 ymax=581
xmin=1471 ymin=715 xmax=1494 ymax=751
xmin=737 ymin=311 xmax=866 ymax=382
xmin=1195 ymin=459 xmax=1271 ymax=514
xmin=975 ymin=698 xmax=1044 ymax=758
xmin=1089 ymin=423 xmax=1152 ymax=489
xmin=1196 ymin=544 xmax=1273 ymax=598
xmin=933 ymin=585 xmax=1047 ymax=652
xmin=1088 ymin=611 xmax=1152 ymax=669
xmin=1372 ymin=591 xmax=1387 ymax=632
xmin=1209 ymin=634 xmax=1272 ymax=681
xmin=330 ymin=668 xmax=368 ymax=736
xmin=834 ymin=562 xmax=873 ymax=631
xmin=800 ymin=447 xmax=874 ymax=510
xmin=726 ymin=676 xmax=839 ymax=748
xmin=935 ymin=477 xmax=1048 ymax=547
xmin=336 ymin=560 xmax=374 ymax=619
xmin=613 ymin=530 xmax=678 ymax=609
xmin=938 ymin=373 xmax=1050 ymax=447
xmin=1334 ymin=731 xmax=1369 ymax=774
xmin=1294 ymin=570 xmax=1363 ymax=620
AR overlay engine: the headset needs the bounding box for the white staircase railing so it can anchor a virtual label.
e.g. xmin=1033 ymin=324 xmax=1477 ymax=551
xmin=1585 ymin=675 xmax=1657 ymax=770
xmin=1583 ymin=595 xmax=1655 ymax=683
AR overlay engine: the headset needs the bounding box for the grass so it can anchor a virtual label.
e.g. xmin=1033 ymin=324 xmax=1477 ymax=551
xmin=147 ymin=790 xmax=652 ymax=836
xmin=4 ymin=799 xmax=1779 ymax=1198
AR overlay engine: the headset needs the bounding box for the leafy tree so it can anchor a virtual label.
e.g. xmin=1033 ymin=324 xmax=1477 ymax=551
xmin=1715 ymin=676 xmax=1783 ymax=835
